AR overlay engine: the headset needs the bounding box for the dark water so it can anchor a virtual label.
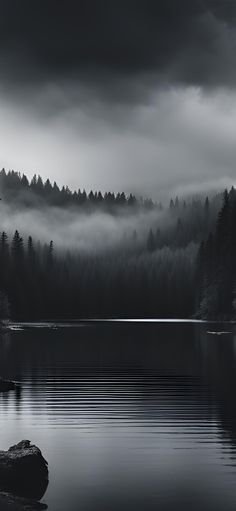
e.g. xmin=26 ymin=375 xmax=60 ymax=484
xmin=0 ymin=321 xmax=236 ymax=511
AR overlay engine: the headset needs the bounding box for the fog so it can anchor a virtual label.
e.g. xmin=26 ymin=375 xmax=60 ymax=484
xmin=0 ymin=202 xmax=168 ymax=251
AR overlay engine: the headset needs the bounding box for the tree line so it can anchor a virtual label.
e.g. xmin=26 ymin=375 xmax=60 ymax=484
xmin=0 ymin=171 xmax=233 ymax=321
xmin=0 ymin=169 xmax=158 ymax=211
xmin=196 ymin=187 xmax=236 ymax=320
xmin=0 ymin=229 xmax=197 ymax=320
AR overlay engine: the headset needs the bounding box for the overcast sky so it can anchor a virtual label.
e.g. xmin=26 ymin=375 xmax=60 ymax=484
xmin=0 ymin=0 xmax=236 ymax=199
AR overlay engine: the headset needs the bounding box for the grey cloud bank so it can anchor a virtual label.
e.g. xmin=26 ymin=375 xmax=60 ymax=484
xmin=0 ymin=1 xmax=236 ymax=197
xmin=0 ymin=87 xmax=235 ymax=199
xmin=1 ymin=1 xmax=236 ymax=91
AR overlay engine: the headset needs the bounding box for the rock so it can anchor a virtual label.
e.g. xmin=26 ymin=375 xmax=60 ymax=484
xmin=0 ymin=441 xmax=49 ymax=501
xmin=0 ymin=491 xmax=48 ymax=510
xmin=0 ymin=379 xmax=16 ymax=392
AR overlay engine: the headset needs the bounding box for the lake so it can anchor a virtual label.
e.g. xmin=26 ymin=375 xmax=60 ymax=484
xmin=0 ymin=321 xmax=236 ymax=511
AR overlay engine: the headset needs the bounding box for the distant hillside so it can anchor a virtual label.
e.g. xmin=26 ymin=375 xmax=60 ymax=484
xmin=0 ymin=168 xmax=232 ymax=320
xmin=0 ymin=169 xmax=159 ymax=212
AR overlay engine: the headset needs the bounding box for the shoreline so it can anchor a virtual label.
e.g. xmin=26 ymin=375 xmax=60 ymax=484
xmin=0 ymin=318 xmax=235 ymax=331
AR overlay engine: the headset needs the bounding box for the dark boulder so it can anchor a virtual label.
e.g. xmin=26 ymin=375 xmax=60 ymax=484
xmin=0 ymin=491 xmax=48 ymax=510
xmin=0 ymin=441 xmax=48 ymax=501
xmin=0 ymin=379 xmax=16 ymax=392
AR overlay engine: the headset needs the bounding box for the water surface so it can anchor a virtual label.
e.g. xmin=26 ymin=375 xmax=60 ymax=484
xmin=0 ymin=321 xmax=236 ymax=510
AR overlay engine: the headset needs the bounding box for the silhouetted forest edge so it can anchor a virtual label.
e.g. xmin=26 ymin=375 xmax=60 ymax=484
xmin=0 ymin=169 xmax=235 ymax=322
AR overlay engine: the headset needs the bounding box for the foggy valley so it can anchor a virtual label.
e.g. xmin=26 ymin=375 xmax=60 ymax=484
xmin=1 ymin=3 xmax=236 ymax=511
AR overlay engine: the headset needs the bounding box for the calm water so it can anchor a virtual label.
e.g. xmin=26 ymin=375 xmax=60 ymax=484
xmin=0 ymin=321 xmax=236 ymax=511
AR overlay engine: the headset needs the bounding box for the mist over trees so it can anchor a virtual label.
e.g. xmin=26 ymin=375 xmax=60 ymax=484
xmin=0 ymin=169 xmax=233 ymax=321
xmin=0 ymin=169 xmax=158 ymax=212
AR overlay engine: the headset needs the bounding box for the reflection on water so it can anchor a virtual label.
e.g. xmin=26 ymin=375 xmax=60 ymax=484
xmin=0 ymin=322 xmax=236 ymax=510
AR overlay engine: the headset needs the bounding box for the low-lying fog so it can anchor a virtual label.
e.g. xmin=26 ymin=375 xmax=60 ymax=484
xmin=0 ymin=203 xmax=167 ymax=251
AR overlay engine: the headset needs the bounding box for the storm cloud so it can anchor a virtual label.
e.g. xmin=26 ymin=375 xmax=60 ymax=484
xmin=0 ymin=1 xmax=236 ymax=197
xmin=0 ymin=0 xmax=236 ymax=93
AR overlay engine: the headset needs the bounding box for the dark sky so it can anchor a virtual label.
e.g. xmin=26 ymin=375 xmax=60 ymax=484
xmin=0 ymin=0 xmax=236 ymax=197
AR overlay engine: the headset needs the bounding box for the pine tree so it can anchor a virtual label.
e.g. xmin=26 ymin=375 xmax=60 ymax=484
xmin=1 ymin=231 xmax=8 ymax=255
xmin=11 ymin=230 xmax=24 ymax=262
xmin=47 ymin=240 xmax=54 ymax=269
xmin=27 ymin=236 xmax=36 ymax=265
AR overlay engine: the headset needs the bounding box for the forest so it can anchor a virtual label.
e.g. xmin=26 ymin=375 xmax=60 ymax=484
xmin=0 ymin=168 xmax=158 ymax=211
xmin=0 ymin=169 xmax=234 ymax=321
